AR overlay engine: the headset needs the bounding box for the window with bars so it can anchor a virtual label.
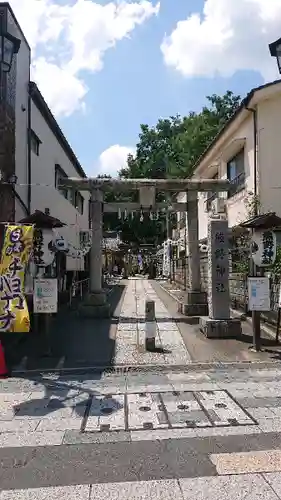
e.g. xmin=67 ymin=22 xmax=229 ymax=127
xmin=227 ymin=149 xmax=245 ymax=197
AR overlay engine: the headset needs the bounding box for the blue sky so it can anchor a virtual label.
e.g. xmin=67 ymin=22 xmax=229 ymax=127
xmin=12 ymin=0 xmax=281 ymax=176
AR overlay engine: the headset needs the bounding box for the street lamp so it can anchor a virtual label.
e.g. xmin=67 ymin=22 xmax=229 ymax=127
xmin=269 ymin=37 xmax=281 ymax=74
xmin=0 ymin=27 xmax=21 ymax=101
xmin=0 ymin=31 xmax=21 ymax=73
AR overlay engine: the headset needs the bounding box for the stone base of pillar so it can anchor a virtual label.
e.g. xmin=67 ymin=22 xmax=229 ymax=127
xmin=199 ymin=317 xmax=242 ymax=339
xmin=182 ymin=291 xmax=208 ymax=316
xmin=78 ymin=291 xmax=110 ymax=318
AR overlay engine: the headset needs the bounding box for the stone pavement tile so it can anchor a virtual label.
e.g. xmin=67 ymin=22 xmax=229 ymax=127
xmin=0 ymin=430 xmax=64 ymax=447
xmin=130 ymin=428 xmax=198 ymax=441
xmin=253 ymin=389 xmax=281 ymax=398
xmin=167 ymin=373 xmax=212 ymax=382
xmin=236 ymin=397 xmax=281 ymax=408
xmin=63 ymin=429 xmax=131 ymax=444
xmin=180 ymin=474 xmax=279 ymax=500
xmin=0 ymin=393 xmax=32 ymax=403
xmin=263 ymin=472 xmax=281 ymax=497
xmin=270 ymin=407 xmax=281 ymax=417
xmin=161 ymin=409 xmax=210 ymax=428
xmin=15 ymin=405 xmax=73 ymax=420
xmin=0 ymin=485 xmax=91 ymax=499
xmin=86 ymin=394 xmax=125 ymax=431
xmin=161 ymin=391 xmax=200 ymax=412
xmin=117 ymin=323 xmax=138 ymax=331
xmin=164 ymin=352 xmax=191 ymax=365
xmin=14 ymin=397 xmax=50 ymax=417
xmin=170 ymin=383 xmax=221 ymax=392
xmin=89 ymin=479 xmax=182 ymax=500
xmin=36 ymin=417 xmax=82 ymax=431
xmin=0 ymin=405 xmax=17 ymax=421
xmin=126 ymin=373 xmax=172 ymax=390
xmin=0 ymin=381 xmax=44 ymax=393
xmin=194 ymin=425 xmax=261 ymax=438
xmin=258 ymin=418 xmax=281 ymax=433
xmin=218 ymin=382 xmax=262 ymax=391
xmin=114 ymin=345 xmax=139 ymax=365
xmin=157 ymin=323 xmax=179 ymax=331
xmin=211 ymin=449 xmax=281 ymax=475
xmin=137 ymin=351 xmax=168 ymax=365
xmin=76 ymin=376 xmax=127 ymax=394
xmin=227 ymin=389 xmax=259 ymax=399
xmin=248 ymin=408 xmax=276 ymax=419
xmin=127 ymin=393 xmax=168 ymax=430
xmin=0 ymin=419 xmax=39 ymax=433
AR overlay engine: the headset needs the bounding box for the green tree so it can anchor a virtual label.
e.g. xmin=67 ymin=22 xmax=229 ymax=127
xmin=104 ymin=91 xmax=241 ymax=245
xmin=120 ymin=91 xmax=241 ymax=181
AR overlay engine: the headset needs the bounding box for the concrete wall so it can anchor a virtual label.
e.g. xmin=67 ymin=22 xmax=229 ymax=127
xmin=30 ymin=100 xmax=90 ymax=271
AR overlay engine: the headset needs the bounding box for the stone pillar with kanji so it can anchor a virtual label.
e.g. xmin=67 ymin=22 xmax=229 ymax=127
xmin=199 ymin=217 xmax=241 ymax=338
xmin=208 ymin=218 xmax=230 ymax=320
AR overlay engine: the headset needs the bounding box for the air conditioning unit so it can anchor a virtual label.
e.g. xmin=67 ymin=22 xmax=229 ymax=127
xmin=211 ymin=198 xmax=226 ymax=214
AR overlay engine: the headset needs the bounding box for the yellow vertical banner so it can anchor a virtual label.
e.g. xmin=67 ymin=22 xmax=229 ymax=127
xmin=0 ymin=224 xmax=34 ymax=332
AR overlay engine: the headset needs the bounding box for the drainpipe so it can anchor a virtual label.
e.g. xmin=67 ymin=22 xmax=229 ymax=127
xmin=246 ymin=106 xmax=258 ymax=208
xmin=27 ymin=83 xmax=32 ymax=215
xmin=246 ymin=105 xmax=261 ymax=351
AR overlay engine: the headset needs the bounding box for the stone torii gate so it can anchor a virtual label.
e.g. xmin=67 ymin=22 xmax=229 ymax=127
xmin=63 ymin=177 xmax=230 ymax=317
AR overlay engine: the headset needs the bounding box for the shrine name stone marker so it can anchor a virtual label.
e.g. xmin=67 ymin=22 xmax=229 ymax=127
xmin=199 ymin=217 xmax=241 ymax=339
xmin=208 ymin=218 xmax=230 ymax=320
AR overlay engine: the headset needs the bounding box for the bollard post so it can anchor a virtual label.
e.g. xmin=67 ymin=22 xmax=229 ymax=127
xmin=145 ymin=300 xmax=156 ymax=351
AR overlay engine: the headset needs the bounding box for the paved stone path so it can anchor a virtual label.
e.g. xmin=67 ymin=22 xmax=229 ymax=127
xmin=2 ymin=366 xmax=281 ymax=496
xmin=114 ymin=279 xmax=191 ymax=365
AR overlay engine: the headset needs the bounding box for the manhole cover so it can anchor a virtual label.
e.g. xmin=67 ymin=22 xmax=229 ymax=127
xmin=139 ymin=406 xmax=151 ymax=412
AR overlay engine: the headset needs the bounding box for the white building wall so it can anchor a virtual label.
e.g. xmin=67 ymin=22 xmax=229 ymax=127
xmin=257 ymin=93 xmax=281 ymax=216
xmin=30 ymin=100 xmax=90 ymax=271
xmin=197 ymin=114 xmax=255 ymax=241
xmin=6 ymin=8 xmax=30 ymax=221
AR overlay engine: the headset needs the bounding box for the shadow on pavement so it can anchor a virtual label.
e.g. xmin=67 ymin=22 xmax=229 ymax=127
xmin=11 ymin=374 xmax=123 ymax=423
xmin=4 ymin=284 xmax=126 ymax=373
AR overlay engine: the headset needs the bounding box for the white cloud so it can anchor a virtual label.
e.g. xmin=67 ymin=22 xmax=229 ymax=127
xmin=97 ymin=144 xmax=135 ymax=177
xmin=161 ymin=0 xmax=281 ymax=81
xmin=10 ymin=0 xmax=160 ymax=116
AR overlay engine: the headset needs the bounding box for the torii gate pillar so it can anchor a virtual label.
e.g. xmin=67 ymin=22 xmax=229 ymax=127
xmin=79 ymin=188 xmax=110 ymax=318
xmin=182 ymin=191 xmax=208 ymax=316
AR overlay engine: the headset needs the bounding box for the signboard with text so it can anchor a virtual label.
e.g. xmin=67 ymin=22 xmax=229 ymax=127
xmin=33 ymin=278 xmax=58 ymax=314
xmin=248 ymin=277 xmax=270 ymax=311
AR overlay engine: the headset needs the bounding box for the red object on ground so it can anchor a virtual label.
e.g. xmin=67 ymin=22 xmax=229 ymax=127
xmin=0 ymin=341 xmax=8 ymax=378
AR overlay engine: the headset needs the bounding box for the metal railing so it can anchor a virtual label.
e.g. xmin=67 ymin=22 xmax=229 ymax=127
xmin=69 ymin=278 xmax=90 ymax=307
xmin=228 ymin=172 xmax=246 ymax=197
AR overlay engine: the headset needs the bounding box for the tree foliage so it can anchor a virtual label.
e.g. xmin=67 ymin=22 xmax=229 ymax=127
xmin=120 ymin=91 xmax=241 ymax=180
xmin=103 ymin=91 xmax=241 ymax=246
